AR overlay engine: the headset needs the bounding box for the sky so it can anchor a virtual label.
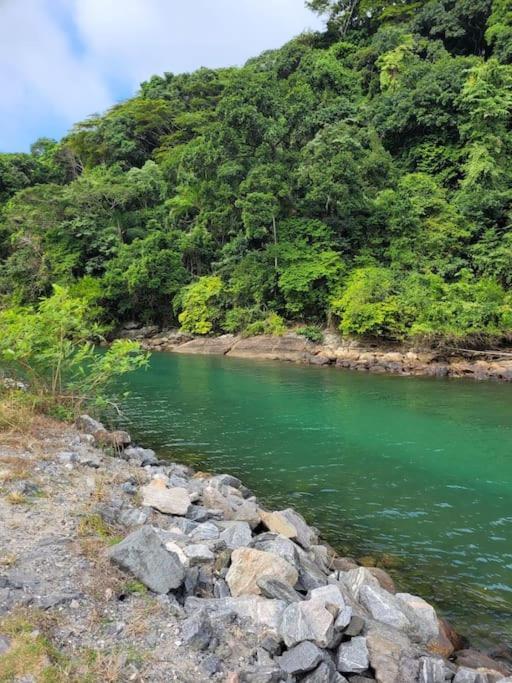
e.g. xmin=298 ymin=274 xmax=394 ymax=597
xmin=0 ymin=0 xmax=323 ymax=153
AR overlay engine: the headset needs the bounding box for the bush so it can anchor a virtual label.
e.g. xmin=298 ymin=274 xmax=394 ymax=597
xmin=176 ymin=275 xmax=223 ymax=335
xmin=296 ymin=325 xmax=324 ymax=343
xmin=244 ymin=312 xmax=286 ymax=336
xmin=0 ymin=285 xmax=148 ymax=418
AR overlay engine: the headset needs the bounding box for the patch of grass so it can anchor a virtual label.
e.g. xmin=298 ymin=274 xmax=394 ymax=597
xmin=0 ymin=455 xmax=33 ymax=483
xmin=0 ymin=553 xmax=17 ymax=567
xmin=5 ymin=491 xmax=27 ymax=505
xmin=123 ymin=579 xmax=148 ymax=595
xmin=0 ymin=608 xmax=145 ymax=682
xmin=77 ymin=514 xmax=118 ymax=542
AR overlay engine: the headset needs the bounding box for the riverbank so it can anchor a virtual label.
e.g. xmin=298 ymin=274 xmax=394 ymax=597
xmin=1 ymin=417 xmax=511 ymax=682
xmin=119 ymin=326 xmax=512 ymax=382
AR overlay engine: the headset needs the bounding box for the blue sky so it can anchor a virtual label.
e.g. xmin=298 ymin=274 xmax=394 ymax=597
xmin=0 ymin=0 xmax=323 ymax=153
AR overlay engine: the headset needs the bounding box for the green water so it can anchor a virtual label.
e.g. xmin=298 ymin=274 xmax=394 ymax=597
xmin=117 ymin=352 xmax=512 ymax=647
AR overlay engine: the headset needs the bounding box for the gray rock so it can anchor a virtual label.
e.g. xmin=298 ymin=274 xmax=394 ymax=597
xmin=183 ymin=544 xmax=214 ymax=565
xmin=302 ymin=661 xmax=348 ymax=683
xmin=396 ymin=592 xmax=440 ymax=644
xmin=280 ymin=598 xmax=335 ymax=648
xmin=181 ymin=611 xmax=212 ymax=650
xmin=185 ymin=596 xmax=286 ymax=636
xmin=109 ymin=526 xmax=184 ymax=594
xmin=336 ymin=636 xmax=369 ymax=674
xmin=242 ymin=665 xmax=282 ymax=683
xmin=190 ymin=522 xmax=220 ymax=542
xmin=453 ymin=668 xmax=487 ymax=683
xmin=201 ymin=654 xmax=222 ymax=676
xmin=359 ymin=583 xmax=410 ymax=631
xmin=310 ymin=584 xmax=346 ymax=612
xmin=344 ymin=615 xmax=365 ymax=637
xmin=278 ymin=641 xmax=325 ymax=674
xmin=76 ymin=414 xmax=104 ymax=434
xmin=187 ymin=506 xmax=223 ymax=522
xmin=418 ymin=656 xmax=446 ymax=683
xmin=296 ymin=546 xmax=328 ymax=591
xmin=219 ymin=521 xmax=252 ymax=549
xmin=210 ymin=474 xmax=242 ymax=489
xmin=366 ymin=621 xmax=419 ymax=683
xmin=77 ymin=451 xmax=102 ymax=468
xmin=261 ymin=635 xmax=282 ymax=656
xmin=257 ymin=577 xmax=304 ymax=604
xmin=250 ymin=533 xmax=298 ymax=567
xmin=117 ymin=506 xmax=151 ymax=528
xmin=340 ymin=567 xmax=379 ymax=600
xmin=279 ymin=508 xmax=318 ymax=549
xmin=121 ymin=481 xmax=138 ymax=495
xmin=213 ymin=579 xmax=230 ymax=598
xmin=123 ymin=446 xmax=158 ymax=466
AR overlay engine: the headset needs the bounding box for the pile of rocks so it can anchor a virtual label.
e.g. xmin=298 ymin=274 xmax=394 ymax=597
xmin=76 ymin=416 xmax=511 ymax=683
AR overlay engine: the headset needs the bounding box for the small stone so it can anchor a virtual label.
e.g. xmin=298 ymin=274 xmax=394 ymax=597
xmin=183 ymin=544 xmax=214 ymax=565
xmin=201 ymin=654 xmax=222 ymax=676
xmin=121 ymin=481 xmax=138 ymax=495
xmin=181 ymin=611 xmax=212 ymax=650
xmin=257 ymin=577 xmax=303 ymax=604
xmin=336 ymin=636 xmax=369 ymax=674
xmin=278 ymin=641 xmax=325 ymax=674
xmin=109 ymin=526 xmax=184 ymax=594
xmin=141 ymin=480 xmax=191 ymax=516
xmin=261 ymin=635 xmax=282 ymax=655
xmin=280 ymin=598 xmax=335 ymax=648
xmin=226 ymin=547 xmax=298 ymax=597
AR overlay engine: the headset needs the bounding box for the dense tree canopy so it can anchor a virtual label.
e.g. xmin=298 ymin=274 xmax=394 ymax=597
xmin=1 ymin=0 xmax=512 ymax=345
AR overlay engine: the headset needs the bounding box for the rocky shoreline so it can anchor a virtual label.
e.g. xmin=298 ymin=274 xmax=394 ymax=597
xmin=1 ymin=416 xmax=511 ymax=682
xmin=119 ymin=325 xmax=512 ymax=383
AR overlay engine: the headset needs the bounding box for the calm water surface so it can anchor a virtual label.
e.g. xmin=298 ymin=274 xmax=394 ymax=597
xmin=117 ymin=352 xmax=512 ymax=647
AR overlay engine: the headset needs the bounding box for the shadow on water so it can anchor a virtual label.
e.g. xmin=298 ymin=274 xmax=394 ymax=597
xmin=115 ymin=351 xmax=512 ymax=648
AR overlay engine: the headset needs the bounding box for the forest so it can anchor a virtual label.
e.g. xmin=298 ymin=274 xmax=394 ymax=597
xmin=1 ymin=0 xmax=512 ymax=346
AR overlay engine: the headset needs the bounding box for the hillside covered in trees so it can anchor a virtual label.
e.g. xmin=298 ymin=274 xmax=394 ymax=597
xmin=1 ymin=0 xmax=512 ymax=345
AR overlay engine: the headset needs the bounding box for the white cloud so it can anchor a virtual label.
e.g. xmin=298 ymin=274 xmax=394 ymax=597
xmin=0 ymin=0 xmax=321 ymax=151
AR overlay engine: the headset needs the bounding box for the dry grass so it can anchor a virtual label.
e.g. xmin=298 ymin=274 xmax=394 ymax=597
xmin=0 ymin=455 xmax=33 ymax=483
xmin=0 ymin=553 xmax=17 ymax=567
xmin=5 ymin=491 xmax=27 ymax=505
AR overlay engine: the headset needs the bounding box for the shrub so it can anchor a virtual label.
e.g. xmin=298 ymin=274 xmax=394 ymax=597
xmin=0 ymin=285 xmax=148 ymax=418
xmin=244 ymin=312 xmax=286 ymax=336
xmin=296 ymin=325 xmax=324 ymax=343
xmin=176 ymin=275 xmax=223 ymax=335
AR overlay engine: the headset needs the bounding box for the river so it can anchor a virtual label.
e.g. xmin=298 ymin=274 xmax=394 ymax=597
xmin=116 ymin=351 xmax=512 ymax=648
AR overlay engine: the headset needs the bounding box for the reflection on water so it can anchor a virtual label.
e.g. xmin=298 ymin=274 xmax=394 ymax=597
xmin=115 ymin=352 xmax=512 ymax=647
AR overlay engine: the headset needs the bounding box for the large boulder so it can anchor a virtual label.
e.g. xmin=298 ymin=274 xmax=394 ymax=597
xmin=280 ymin=598 xmax=335 ymax=648
xmin=141 ymin=479 xmax=191 ymax=516
xmin=219 ymin=521 xmax=252 ymax=549
xmin=108 ymin=526 xmax=184 ymax=594
xmin=226 ymin=547 xmax=298 ymax=597
xmin=359 ymin=583 xmax=411 ymax=631
xmin=184 ymin=596 xmax=286 ymax=636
